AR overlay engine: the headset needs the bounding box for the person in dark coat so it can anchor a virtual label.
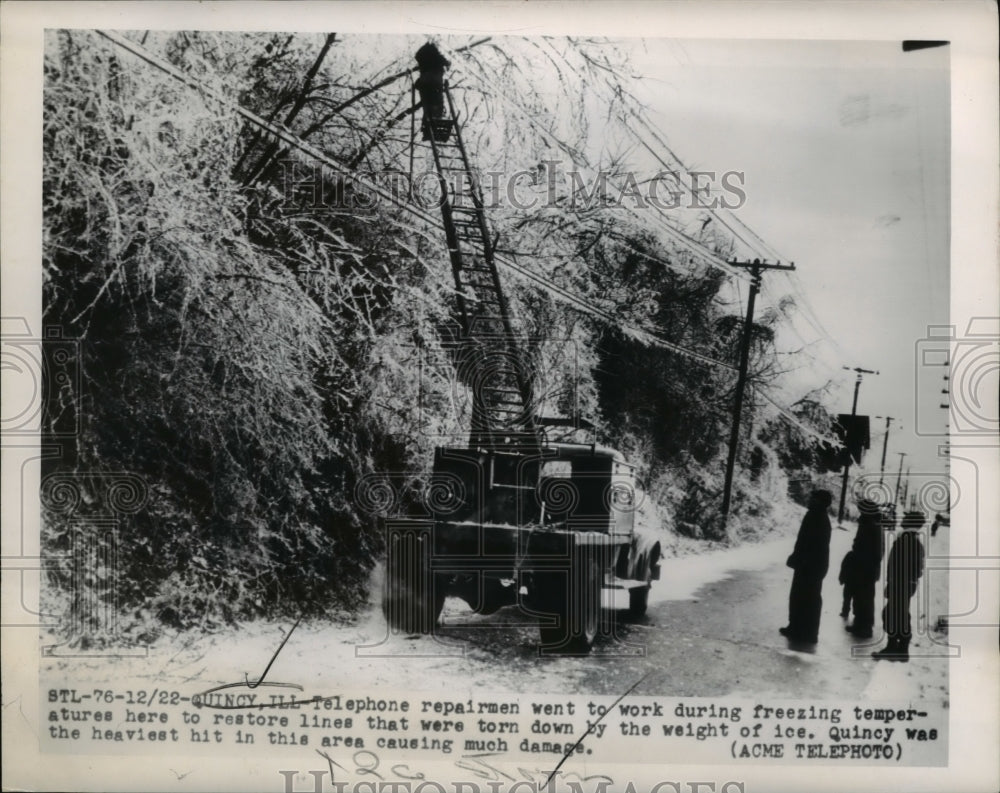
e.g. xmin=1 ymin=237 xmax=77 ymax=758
xmin=872 ymin=510 xmax=925 ymax=661
xmin=780 ymin=489 xmax=834 ymax=644
xmin=838 ymin=548 xmax=857 ymax=619
xmin=414 ymin=42 xmax=452 ymax=141
xmin=844 ymin=499 xmax=885 ymax=639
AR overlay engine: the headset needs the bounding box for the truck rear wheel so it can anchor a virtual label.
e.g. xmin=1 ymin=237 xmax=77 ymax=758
xmin=538 ymin=548 xmax=602 ymax=654
xmin=628 ymin=584 xmax=650 ymax=617
xmin=452 ymin=575 xmax=511 ymax=615
xmin=383 ymin=528 xmax=445 ymax=634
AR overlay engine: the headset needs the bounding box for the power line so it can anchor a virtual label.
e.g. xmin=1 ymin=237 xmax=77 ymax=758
xmin=757 ymin=389 xmax=842 ymax=448
xmin=444 ymin=76 xmax=756 ymax=284
xmin=90 ymin=29 xmax=854 ymax=528
xmin=94 ymin=29 xmax=738 ymax=373
xmin=630 ymin=124 xmax=780 ymax=262
xmin=607 ymin=97 xmax=849 ymax=366
xmin=609 ymin=114 xmax=849 ymax=378
xmin=575 ymin=48 xmax=790 ymax=267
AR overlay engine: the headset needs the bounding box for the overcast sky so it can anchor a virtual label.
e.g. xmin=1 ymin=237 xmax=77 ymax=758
xmin=627 ymin=38 xmax=951 ymax=478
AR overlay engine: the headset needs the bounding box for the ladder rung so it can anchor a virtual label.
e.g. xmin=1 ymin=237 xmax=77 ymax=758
xmin=463 ymin=281 xmax=498 ymax=294
xmin=484 ymin=398 xmax=524 ymax=407
xmin=474 ymin=352 xmax=516 ymax=361
xmin=462 ymin=288 xmax=499 ymax=299
xmin=459 ymin=284 xmax=499 ymax=296
xmin=467 ymin=329 xmax=506 ymax=339
xmin=482 ymin=381 xmax=522 ymax=389
xmin=456 ymin=277 xmax=486 ymax=289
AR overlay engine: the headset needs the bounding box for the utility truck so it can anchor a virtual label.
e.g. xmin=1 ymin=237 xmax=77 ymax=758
xmin=382 ymin=43 xmax=661 ymax=653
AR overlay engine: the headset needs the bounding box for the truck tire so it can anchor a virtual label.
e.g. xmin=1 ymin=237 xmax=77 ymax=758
xmin=383 ymin=528 xmax=445 ymax=634
xmin=626 ymin=541 xmax=659 ymax=619
xmin=452 ymin=575 xmax=510 ymax=615
xmin=628 ymin=584 xmax=650 ymax=617
xmin=538 ymin=547 xmax=601 ymax=654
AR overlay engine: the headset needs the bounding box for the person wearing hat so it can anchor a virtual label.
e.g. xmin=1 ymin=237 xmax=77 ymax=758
xmin=844 ymin=499 xmax=885 ymax=639
xmin=780 ymin=489 xmax=834 ymax=644
xmin=872 ymin=510 xmax=926 ymax=661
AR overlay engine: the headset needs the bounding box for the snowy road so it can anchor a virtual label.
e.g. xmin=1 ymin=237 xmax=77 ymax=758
xmin=42 ymin=523 xmax=950 ymax=712
xmin=400 ymin=525 xmax=951 ymax=705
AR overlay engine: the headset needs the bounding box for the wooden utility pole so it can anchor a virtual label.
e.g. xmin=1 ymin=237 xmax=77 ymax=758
xmin=875 ymin=415 xmax=896 ymax=487
xmin=837 ymin=366 xmax=879 ymax=523
xmin=893 ymin=452 xmax=908 ymax=508
xmin=721 ymin=259 xmax=795 ymax=531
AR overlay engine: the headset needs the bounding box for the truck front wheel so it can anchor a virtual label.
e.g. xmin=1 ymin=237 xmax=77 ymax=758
xmin=537 ymin=548 xmax=602 ymax=654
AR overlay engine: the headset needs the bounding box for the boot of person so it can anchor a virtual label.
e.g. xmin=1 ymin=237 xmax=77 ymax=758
xmin=893 ymin=639 xmax=910 ymax=662
xmin=846 ymin=622 xmax=873 ymax=639
xmin=872 ymin=638 xmax=907 ymax=661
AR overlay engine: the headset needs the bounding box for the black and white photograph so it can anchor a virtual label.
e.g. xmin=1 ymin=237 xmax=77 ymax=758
xmin=2 ymin=2 xmax=997 ymax=792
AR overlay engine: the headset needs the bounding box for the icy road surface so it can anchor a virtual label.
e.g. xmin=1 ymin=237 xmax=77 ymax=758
xmin=43 ymin=523 xmax=949 ymax=710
